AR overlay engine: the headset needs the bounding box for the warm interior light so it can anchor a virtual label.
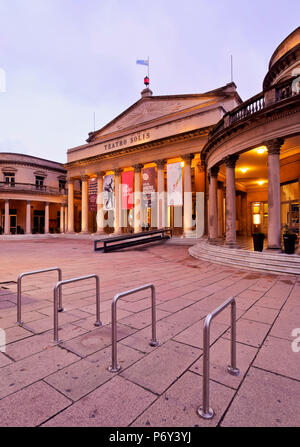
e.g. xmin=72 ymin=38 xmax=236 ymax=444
xmin=257 ymin=180 xmax=264 ymax=185
xmin=253 ymin=214 xmax=261 ymax=225
xmin=180 ymin=161 xmax=185 ymax=167
xmin=240 ymin=167 xmax=248 ymax=173
xmin=256 ymin=146 xmax=266 ymax=154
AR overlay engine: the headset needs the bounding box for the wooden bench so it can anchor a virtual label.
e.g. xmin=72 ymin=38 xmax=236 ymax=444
xmin=94 ymin=228 xmax=172 ymax=253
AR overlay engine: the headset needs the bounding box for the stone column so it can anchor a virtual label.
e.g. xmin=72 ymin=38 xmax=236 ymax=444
xmin=60 ymin=204 xmax=65 ymax=233
xmin=81 ymin=175 xmax=89 ymax=233
xmin=64 ymin=205 xmax=68 ymax=232
xmin=133 ymin=164 xmax=143 ymax=233
xmin=236 ymin=192 xmax=242 ymax=235
xmin=217 ymin=183 xmax=224 ymax=237
xmin=241 ymin=193 xmax=247 ymax=236
xmin=96 ymin=171 xmax=105 ymax=234
xmin=195 ymin=160 xmax=207 ymax=237
xmin=155 ymin=160 xmax=166 ymax=228
xmin=266 ymin=138 xmax=284 ymax=249
xmin=182 ymin=154 xmax=193 ymax=236
xmin=4 ymin=199 xmax=9 ymax=235
xmin=67 ymin=179 xmax=74 ymax=233
xmin=114 ymin=168 xmax=122 ymax=234
xmin=208 ymin=166 xmax=219 ymax=240
xmin=45 ymin=202 xmax=49 ymax=234
xmin=26 ymin=200 xmax=31 ymax=234
xmin=225 ymin=154 xmax=239 ymax=246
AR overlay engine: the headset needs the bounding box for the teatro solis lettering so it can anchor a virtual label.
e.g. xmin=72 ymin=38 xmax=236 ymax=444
xmin=104 ymin=132 xmax=150 ymax=151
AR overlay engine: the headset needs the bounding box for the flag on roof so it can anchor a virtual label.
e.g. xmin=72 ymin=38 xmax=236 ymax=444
xmin=136 ymin=59 xmax=149 ymax=66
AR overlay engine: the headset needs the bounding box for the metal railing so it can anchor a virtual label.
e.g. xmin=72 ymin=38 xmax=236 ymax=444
xmin=108 ymin=284 xmax=159 ymax=372
xmin=53 ymin=274 xmax=101 ymax=343
xmin=17 ymin=267 xmax=62 ymax=331
xmin=0 ymin=182 xmax=67 ymax=195
xmin=198 ymin=297 xmax=240 ymax=419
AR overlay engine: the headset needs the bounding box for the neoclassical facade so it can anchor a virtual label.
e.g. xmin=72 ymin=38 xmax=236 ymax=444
xmin=0 ymin=153 xmax=74 ymax=234
xmin=66 ymin=83 xmax=242 ymax=236
xmin=65 ymin=27 xmax=300 ymax=253
xmin=203 ymin=26 xmax=300 ymax=250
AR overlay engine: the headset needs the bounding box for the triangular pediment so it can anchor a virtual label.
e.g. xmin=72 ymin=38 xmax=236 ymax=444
xmin=87 ymin=84 xmax=241 ymax=143
xmin=88 ymin=95 xmax=217 ymax=142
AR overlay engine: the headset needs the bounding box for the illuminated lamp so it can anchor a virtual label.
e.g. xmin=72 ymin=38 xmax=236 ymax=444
xmin=253 ymin=214 xmax=261 ymax=225
xmin=180 ymin=161 xmax=185 ymax=167
xmin=240 ymin=167 xmax=248 ymax=173
xmin=256 ymin=147 xmax=266 ymax=154
xmin=257 ymin=180 xmax=264 ymax=185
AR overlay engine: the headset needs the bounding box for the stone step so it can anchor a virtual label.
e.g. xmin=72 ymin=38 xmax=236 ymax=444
xmin=189 ymin=241 xmax=300 ymax=275
xmin=193 ymin=241 xmax=300 ymax=265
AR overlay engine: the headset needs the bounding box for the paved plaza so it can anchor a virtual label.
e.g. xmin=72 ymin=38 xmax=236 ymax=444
xmin=0 ymin=238 xmax=299 ymax=427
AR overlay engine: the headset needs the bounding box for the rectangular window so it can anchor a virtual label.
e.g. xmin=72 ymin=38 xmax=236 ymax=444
xmin=59 ymin=179 xmax=66 ymax=191
xmin=3 ymin=172 xmax=15 ymax=185
xmin=35 ymin=176 xmax=44 ymax=189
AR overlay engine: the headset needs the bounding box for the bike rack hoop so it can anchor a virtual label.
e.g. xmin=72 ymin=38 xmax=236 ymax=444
xmin=108 ymin=283 xmax=159 ymax=373
xmin=198 ymin=297 xmax=240 ymax=420
xmin=17 ymin=267 xmax=62 ymax=331
xmin=53 ymin=274 xmax=102 ymax=343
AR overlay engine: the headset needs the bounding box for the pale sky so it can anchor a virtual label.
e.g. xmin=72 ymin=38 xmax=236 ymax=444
xmin=0 ymin=0 xmax=299 ymax=163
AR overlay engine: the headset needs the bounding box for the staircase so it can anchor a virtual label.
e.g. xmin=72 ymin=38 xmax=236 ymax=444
xmin=189 ymin=239 xmax=300 ymax=275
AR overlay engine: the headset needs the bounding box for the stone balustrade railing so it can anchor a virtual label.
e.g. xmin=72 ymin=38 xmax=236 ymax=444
xmin=0 ymin=182 xmax=68 ymax=195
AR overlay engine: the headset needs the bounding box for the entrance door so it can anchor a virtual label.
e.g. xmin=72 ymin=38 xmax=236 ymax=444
xmin=9 ymin=214 xmax=17 ymax=234
xmin=33 ymin=211 xmax=45 ymax=233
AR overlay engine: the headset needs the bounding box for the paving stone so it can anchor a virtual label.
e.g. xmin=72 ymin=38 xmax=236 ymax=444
xmin=60 ymin=323 xmax=136 ymax=357
xmin=242 ymin=305 xmax=279 ymax=325
xmin=0 ymin=381 xmax=71 ymax=427
xmin=221 ymin=367 xmax=300 ymax=427
xmin=190 ymin=338 xmax=257 ymax=389
xmin=0 ymin=346 xmax=79 ymax=399
xmin=121 ymin=340 xmax=201 ymax=395
xmin=119 ymin=308 xmax=170 ymax=330
xmin=223 ymin=318 xmax=271 ymax=348
xmin=173 ymin=319 xmax=228 ymax=349
xmin=132 ymin=371 xmax=235 ymax=427
xmin=45 ymin=344 xmax=144 ymax=401
xmin=254 ymin=336 xmax=300 ymax=381
xmin=43 ymin=376 xmax=156 ymax=427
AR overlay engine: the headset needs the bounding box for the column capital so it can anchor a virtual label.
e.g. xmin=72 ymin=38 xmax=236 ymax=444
xmin=197 ymin=160 xmax=206 ymax=172
xmin=44 ymin=201 xmax=49 ymax=206
xmin=113 ymin=168 xmax=122 ymax=176
xmin=155 ymin=159 xmax=166 ymax=169
xmin=181 ymin=153 xmax=194 ymax=162
xmin=209 ymin=166 xmax=219 ymax=178
xmin=265 ymin=138 xmax=284 ymax=155
xmin=80 ymin=175 xmax=89 ymax=182
xmin=224 ymin=154 xmax=239 ymax=168
xmin=96 ymin=171 xmax=105 ymax=178
xmin=133 ymin=163 xmax=144 ymax=173
xmin=67 ymin=177 xmax=75 ymax=184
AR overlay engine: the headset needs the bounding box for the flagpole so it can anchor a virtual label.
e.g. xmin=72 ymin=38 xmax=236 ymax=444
xmin=148 ymin=56 xmax=149 ymax=78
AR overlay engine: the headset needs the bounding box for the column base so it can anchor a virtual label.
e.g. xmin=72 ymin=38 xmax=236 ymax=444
xmin=225 ymin=241 xmax=239 ymax=248
xmin=267 ymin=245 xmax=282 ymax=252
xmin=80 ymin=231 xmax=89 ymax=234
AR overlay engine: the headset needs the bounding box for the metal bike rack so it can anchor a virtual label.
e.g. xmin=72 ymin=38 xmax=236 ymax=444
xmin=198 ymin=297 xmax=240 ymax=420
xmin=108 ymin=283 xmax=159 ymax=372
xmin=17 ymin=267 xmax=63 ymax=331
xmin=53 ymin=274 xmax=102 ymax=343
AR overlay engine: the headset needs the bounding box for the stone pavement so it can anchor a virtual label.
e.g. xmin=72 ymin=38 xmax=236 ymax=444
xmin=0 ymin=238 xmax=299 ymax=427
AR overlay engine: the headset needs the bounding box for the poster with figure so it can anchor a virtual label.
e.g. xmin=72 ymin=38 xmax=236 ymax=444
xmin=167 ymin=162 xmax=183 ymax=206
xmin=88 ymin=178 xmax=97 ymax=212
xmin=103 ymin=175 xmax=114 ymax=210
xmin=142 ymin=167 xmax=156 ymax=207
xmin=121 ymin=171 xmax=134 ymax=209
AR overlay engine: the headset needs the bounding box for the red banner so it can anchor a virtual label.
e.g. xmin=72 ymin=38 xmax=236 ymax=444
xmin=121 ymin=171 xmax=134 ymax=209
xmin=143 ymin=167 xmax=156 ymax=206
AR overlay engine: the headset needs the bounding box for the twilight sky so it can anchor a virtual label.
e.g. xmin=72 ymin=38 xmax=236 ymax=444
xmin=0 ymin=0 xmax=299 ymax=163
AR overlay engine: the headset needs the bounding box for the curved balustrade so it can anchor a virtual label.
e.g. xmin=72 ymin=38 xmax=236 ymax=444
xmin=0 ymin=182 xmax=67 ymax=195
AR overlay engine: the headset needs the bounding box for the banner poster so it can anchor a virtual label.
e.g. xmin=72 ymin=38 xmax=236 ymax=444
xmin=103 ymin=174 xmax=114 ymax=210
xmin=121 ymin=171 xmax=134 ymax=209
xmin=88 ymin=178 xmax=97 ymax=212
xmin=142 ymin=167 xmax=156 ymax=207
xmin=167 ymin=162 xmax=183 ymax=206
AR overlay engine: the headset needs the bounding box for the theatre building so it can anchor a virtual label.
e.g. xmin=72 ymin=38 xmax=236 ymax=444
xmin=66 ymin=82 xmax=242 ymax=236
xmin=66 ymin=27 xmax=300 ymax=256
xmin=0 ymin=153 xmax=76 ymax=235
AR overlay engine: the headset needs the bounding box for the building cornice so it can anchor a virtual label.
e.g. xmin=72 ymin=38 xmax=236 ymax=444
xmin=0 ymin=160 xmax=66 ymax=174
xmin=65 ymin=126 xmax=212 ymax=170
